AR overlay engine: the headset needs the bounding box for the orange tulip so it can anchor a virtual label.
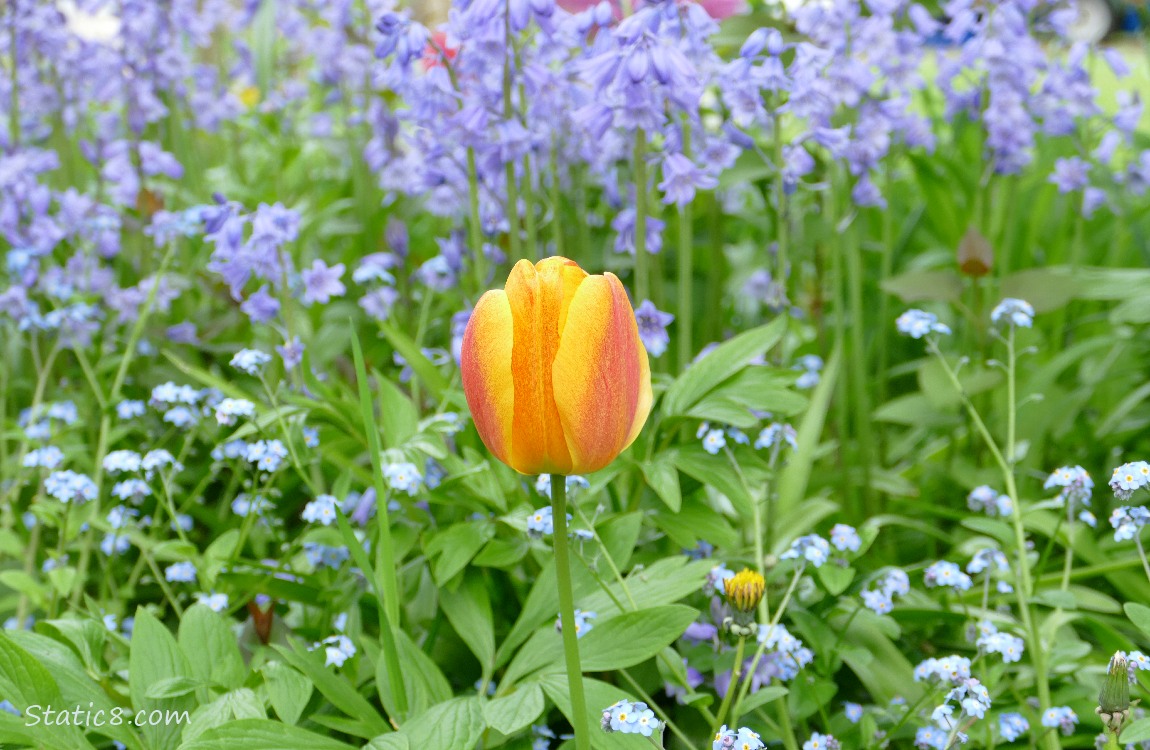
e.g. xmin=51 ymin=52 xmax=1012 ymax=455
xmin=461 ymin=256 xmax=653 ymax=476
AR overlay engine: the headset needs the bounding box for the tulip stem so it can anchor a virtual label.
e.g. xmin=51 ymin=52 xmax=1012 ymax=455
xmin=550 ymin=474 xmax=592 ymax=750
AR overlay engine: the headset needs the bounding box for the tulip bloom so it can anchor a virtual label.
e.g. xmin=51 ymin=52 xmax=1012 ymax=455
xmin=461 ymin=257 xmax=652 ymax=475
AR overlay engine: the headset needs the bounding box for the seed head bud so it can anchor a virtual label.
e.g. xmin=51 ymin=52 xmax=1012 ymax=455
xmin=1097 ymin=651 xmax=1131 ymax=735
xmin=724 ymin=569 xmax=765 ymax=614
xmin=957 ymin=226 xmax=993 ymax=277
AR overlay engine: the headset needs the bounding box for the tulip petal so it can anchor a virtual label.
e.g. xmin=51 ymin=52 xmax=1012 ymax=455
xmin=504 ymin=259 xmax=585 ymax=474
xmin=461 ymin=290 xmax=515 ymax=467
xmin=552 ymin=272 xmax=650 ymax=473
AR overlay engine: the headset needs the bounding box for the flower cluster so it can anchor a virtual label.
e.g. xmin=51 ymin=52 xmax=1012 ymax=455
xmin=1110 ymin=461 xmax=1150 ymax=501
xmin=861 ymin=568 xmax=910 ymax=615
xmin=967 ymin=485 xmax=1013 ymax=517
xmin=600 ymin=700 xmax=661 ymax=737
xmin=713 ymin=725 xmax=765 ymax=749
xmin=1040 ymin=706 xmax=1079 ymax=735
xmin=896 ymin=309 xmax=950 ymax=339
xmin=556 ymin=609 xmax=596 ymax=638
xmin=924 ymin=560 xmax=973 ymax=591
xmin=781 ymin=534 xmax=831 ymax=568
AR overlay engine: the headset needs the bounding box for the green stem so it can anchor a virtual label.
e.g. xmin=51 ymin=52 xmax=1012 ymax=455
xmin=618 ymin=669 xmax=692 ymax=746
xmin=712 ymin=635 xmax=746 ymax=732
xmin=550 ymin=146 xmax=564 ymax=258
xmin=466 ymin=147 xmax=486 ymax=290
xmin=677 ymin=199 xmax=692 ymax=371
xmin=551 ymin=474 xmax=591 ymax=750
xmin=350 ymin=329 xmax=408 ymax=718
xmin=633 ymin=130 xmax=649 ymax=301
xmin=1134 ymin=535 xmax=1150 ymax=586
xmin=730 ymin=565 xmax=804 ymax=729
xmin=927 ymin=333 xmax=1057 ymax=750
xmin=842 ymin=187 xmax=873 ymax=512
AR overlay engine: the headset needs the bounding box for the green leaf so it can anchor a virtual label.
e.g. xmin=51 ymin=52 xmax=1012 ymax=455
xmin=579 ymin=558 xmax=713 ymax=615
xmin=7 ymin=630 xmax=143 ymax=750
xmin=130 ymin=608 xmax=196 ymax=750
xmin=641 ymin=452 xmax=682 ymax=512
xmin=274 ymin=641 xmax=388 ymax=737
xmin=579 ymin=605 xmax=698 ymax=671
xmin=662 ymin=318 xmax=787 ymax=417
xmin=261 ymin=661 xmax=313 ymax=726
xmin=483 ymin=684 xmax=544 ymax=735
xmin=777 ymin=344 xmax=841 ymax=518
xmin=960 ymin=517 xmax=1014 ymax=548
xmin=374 ymin=372 xmax=418 ymax=449
xmin=816 ymin=565 xmax=855 ymax=596
xmin=539 ymin=673 xmax=643 ymax=750
xmin=1125 ymin=602 xmax=1150 ymax=641
xmin=736 ymin=685 xmax=788 ymax=716
xmin=37 ymin=618 xmax=106 ymax=672
xmin=880 ymin=269 xmax=964 ymax=303
xmin=598 ymin=513 xmax=643 ymax=573
xmin=0 ymin=632 xmax=95 ymax=750
xmin=147 ymin=676 xmax=205 ymax=699
xmin=1032 ymin=589 xmax=1076 ymax=609
xmin=178 ymin=604 xmax=246 ymax=693
xmin=364 ymin=735 xmax=410 ymax=750
xmin=440 ymin=572 xmax=496 ymax=669
xmin=426 ymin=522 xmax=494 ymax=584
xmin=380 ymin=321 xmax=450 ymax=399
xmin=178 ymin=719 xmax=357 ymax=750
xmin=401 ymin=698 xmax=485 ymax=748
xmin=375 ymin=630 xmax=452 ymax=718
xmin=674 ymin=443 xmax=753 ymax=517
xmin=1122 ymin=718 xmax=1150 ymax=745
xmin=180 ymin=688 xmax=266 ymax=744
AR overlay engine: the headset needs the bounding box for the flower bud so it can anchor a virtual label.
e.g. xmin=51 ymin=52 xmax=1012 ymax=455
xmin=1097 ymin=651 xmax=1131 ymax=735
xmin=957 ymin=226 xmax=993 ymax=277
xmin=724 ymin=569 xmax=765 ymax=614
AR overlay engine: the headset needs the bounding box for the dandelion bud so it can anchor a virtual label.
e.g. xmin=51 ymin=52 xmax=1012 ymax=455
xmin=957 ymin=226 xmax=993 ymax=277
xmin=1097 ymin=651 xmax=1131 ymax=735
xmin=724 ymin=569 xmax=765 ymax=614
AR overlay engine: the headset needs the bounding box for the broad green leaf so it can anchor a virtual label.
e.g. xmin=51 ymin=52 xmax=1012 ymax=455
xmin=880 ymin=269 xmax=964 ymax=303
xmin=598 ymin=512 xmax=643 ymax=572
xmin=364 ymin=735 xmax=410 ymax=750
xmin=440 ymin=572 xmax=496 ymax=669
xmin=426 ymin=521 xmax=494 ymax=584
xmin=674 ymin=443 xmax=753 ymax=517
xmin=1122 ymin=718 xmax=1150 ymax=745
xmin=37 ymin=618 xmax=106 ymax=672
xmin=579 ymin=558 xmax=712 ymax=615
xmin=180 ymin=688 xmax=265 ymax=743
xmin=736 ymin=685 xmax=788 ymax=716
xmin=640 ymin=451 xmax=682 ymax=512
xmin=179 ymin=604 xmax=246 ymax=693
xmin=178 ymin=719 xmax=357 ymax=750
xmin=130 ymin=608 xmax=196 ymax=750
xmin=0 ymin=632 xmax=94 ymax=750
xmin=579 ymin=605 xmax=698 ymax=671
xmin=539 ymin=673 xmax=644 ymax=750
xmin=376 ymin=629 xmax=453 ymax=718
xmin=662 ymin=318 xmax=787 ymax=417
xmin=274 ymin=641 xmax=388 ymax=737
xmin=261 ymin=661 xmax=313 ymax=726
xmin=7 ymin=630 xmax=143 ymax=750
xmin=816 ymin=565 xmax=855 ymax=596
xmin=1125 ymin=602 xmax=1150 ymax=641
xmin=147 ymin=676 xmax=205 ymax=699
xmin=402 ymin=698 xmax=485 ymax=749
xmin=483 ymin=683 xmax=544 ymax=735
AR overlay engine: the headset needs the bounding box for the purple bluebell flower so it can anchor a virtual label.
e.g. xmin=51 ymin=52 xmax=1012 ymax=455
xmin=301 ymin=260 xmax=346 ymax=305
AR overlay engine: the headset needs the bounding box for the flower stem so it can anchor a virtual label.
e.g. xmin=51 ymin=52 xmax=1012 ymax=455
xmin=712 ymin=635 xmax=747 ymax=733
xmin=550 ymin=474 xmax=592 ymax=750
xmin=677 ymin=121 xmax=693 ymax=370
xmin=633 ymin=130 xmax=649 ymax=302
xmin=927 ymin=333 xmax=1058 ymax=750
xmin=1134 ymin=535 xmax=1150 ymax=586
